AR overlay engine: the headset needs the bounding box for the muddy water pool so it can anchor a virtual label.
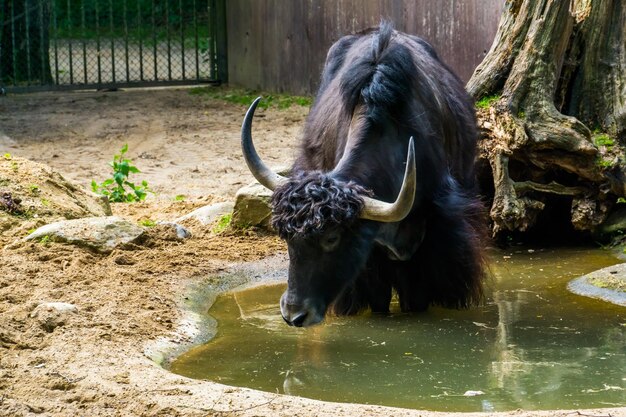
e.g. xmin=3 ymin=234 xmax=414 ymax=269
xmin=170 ymin=248 xmax=625 ymax=412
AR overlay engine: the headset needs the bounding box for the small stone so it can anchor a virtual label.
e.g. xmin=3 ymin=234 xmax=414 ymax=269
xmin=113 ymin=255 xmax=135 ymax=265
xmin=155 ymin=221 xmax=191 ymax=240
xmin=463 ymin=390 xmax=485 ymax=397
xmin=30 ymin=302 xmax=78 ymax=333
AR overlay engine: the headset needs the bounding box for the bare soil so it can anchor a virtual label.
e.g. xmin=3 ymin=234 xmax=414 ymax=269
xmin=0 ymin=88 xmax=623 ymax=417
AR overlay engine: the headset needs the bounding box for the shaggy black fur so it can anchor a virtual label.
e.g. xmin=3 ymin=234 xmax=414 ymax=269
xmin=271 ymin=172 xmax=370 ymax=239
xmin=276 ymin=21 xmax=486 ymax=324
xmin=339 ymin=23 xmax=418 ymax=124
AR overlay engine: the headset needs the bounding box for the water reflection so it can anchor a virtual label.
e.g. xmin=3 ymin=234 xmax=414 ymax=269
xmin=171 ymin=248 xmax=625 ymax=412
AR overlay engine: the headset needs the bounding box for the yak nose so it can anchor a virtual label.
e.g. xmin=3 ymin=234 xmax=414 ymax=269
xmin=280 ymin=291 xmax=323 ymax=327
xmin=283 ymin=310 xmax=308 ymax=327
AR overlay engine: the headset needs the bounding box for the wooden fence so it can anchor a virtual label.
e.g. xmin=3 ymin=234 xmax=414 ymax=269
xmin=226 ymin=0 xmax=504 ymax=95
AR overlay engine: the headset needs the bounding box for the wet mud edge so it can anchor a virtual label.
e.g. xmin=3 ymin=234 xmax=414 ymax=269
xmin=143 ymin=252 xmax=289 ymax=367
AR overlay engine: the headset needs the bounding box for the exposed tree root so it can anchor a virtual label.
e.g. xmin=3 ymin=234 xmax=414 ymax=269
xmin=470 ymin=0 xmax=625 ymax=238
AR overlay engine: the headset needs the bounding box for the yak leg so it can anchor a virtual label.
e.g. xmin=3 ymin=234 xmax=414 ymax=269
xmin=393 ymin=177 xmax=486 ymax=311
xmin=392 ymin=261 xmax=430 ymax=312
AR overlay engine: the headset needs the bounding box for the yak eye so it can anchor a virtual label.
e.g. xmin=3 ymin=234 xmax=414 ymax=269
xmin=321 ymin=231 xmax=341 ymax=251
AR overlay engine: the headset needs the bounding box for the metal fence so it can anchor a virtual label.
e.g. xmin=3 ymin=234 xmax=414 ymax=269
xmin=0 ymin=0 xmax=226 ymax=92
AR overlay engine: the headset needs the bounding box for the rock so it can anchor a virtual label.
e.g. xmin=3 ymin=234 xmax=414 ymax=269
xmin=174 ymin=201 xmax=234 ymax=225
xmin=568 ymin=263 xmax=626 ymax=306
xmin=463 ymin=390 xmax=485 ymax=397
xmin=154 ymin=221 xmax=192 ymax=240
xmin=30 ymin=302 xmax=78 ymax=332
xmin=0 ymin=156 xmax=111 ymax=222
xmin=113 ymin=254 xmax=135 ymax=265
xmin=25 ymin=216 xmax=145 ymax=253
xmin=232 ymin=182 xmax=273 ymax=229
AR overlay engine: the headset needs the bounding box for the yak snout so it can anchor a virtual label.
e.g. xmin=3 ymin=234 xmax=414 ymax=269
xmin=280 ymin=291 xmax=324 ymax=327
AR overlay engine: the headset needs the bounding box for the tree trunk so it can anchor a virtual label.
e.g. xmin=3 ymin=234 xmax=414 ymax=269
xmin=1 ymin=0 xmax=53 ymax=85
xmin=468 ymin=0 xmax=626 ymax=238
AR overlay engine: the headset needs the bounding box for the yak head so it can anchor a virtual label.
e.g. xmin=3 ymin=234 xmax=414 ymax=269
xmin=241 ymin=97 xmax=416 ymax=327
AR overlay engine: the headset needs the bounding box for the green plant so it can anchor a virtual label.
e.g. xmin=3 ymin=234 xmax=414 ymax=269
xmin=139 ymin=218 xmax=156 ymax=227
xmin=174 ymin=194 xmax=186 ymax=202
xmin=475 ymin=94 xmax=500 ymax=109
xmin=596 ymin=157 xmax=613 ymax=169
xmin=212 ymin=213 xmax=232 ymax=234
xmin=3 ymin=153 xmax=11 ymax=160
xmin=593 ymin=133 xmax=614 ymax=148
xmin=91 ymin=144 xmax=151 ymax=202
xmin=29 ymin=184 xmax=40 ymax=194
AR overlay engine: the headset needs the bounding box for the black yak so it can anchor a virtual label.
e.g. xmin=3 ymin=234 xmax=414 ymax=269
xmin=241 ymin=22 xmax=485 ymax=327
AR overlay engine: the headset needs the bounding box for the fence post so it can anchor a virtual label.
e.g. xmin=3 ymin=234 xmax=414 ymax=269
xmin=214 ymin=0 xmax=227 ymax=83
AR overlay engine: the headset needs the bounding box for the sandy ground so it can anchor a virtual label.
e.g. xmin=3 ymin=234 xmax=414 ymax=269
xmin=0 ymin=88 xmax=623 ymax=417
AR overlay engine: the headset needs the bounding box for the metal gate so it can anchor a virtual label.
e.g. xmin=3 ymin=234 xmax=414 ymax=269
xmin=0 ymin=0 xmax=226 ymax=92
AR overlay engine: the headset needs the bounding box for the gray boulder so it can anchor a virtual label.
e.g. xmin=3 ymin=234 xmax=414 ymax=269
xmin=25 ymin=216 xmax=145 ymax=252
xmin=232 ymin=182 xmax=273 ymax=229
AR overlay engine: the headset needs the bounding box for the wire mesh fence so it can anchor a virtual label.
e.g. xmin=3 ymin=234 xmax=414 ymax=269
xmin=0 ymin=0 xmax=226 ymax=92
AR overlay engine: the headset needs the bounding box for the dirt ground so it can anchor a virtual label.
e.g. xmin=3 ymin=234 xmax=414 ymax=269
xmin=0 ymin=88 xmax=623 ymax=417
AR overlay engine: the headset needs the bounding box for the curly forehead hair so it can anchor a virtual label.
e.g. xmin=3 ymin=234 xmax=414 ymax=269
xmin=271 ymin=172 xmax=370 ymax=239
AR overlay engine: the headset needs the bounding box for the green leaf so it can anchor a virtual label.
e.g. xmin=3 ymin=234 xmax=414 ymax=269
xmin=135 ymin=189 xmax=147 ymax=200
xmin=128 ymin=166 xmax=140 ymax=173
xmin=120 ymin=143 xmax=128 ymax=154
xmin=118 ymin=161 xmax=130 ymax=176
xmin=113 ymin=172 xmax=125 ymax=186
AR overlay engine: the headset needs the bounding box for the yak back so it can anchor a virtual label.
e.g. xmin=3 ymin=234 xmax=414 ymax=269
xmin=294 ymin=21 xmax=477 ymax=197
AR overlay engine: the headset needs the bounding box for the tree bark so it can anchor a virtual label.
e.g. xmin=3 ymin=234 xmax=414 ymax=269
xmin=469 ymin=0 xmax=626 ymax=238
xmin=1 ymin=0 xmax=53 ymax=85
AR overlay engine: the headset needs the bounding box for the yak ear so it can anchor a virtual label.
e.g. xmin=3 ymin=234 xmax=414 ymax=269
xmin=360 ymin=137 xmax=416 ymax=222
xmin=241 ymin=97 xmax=288 ymax=191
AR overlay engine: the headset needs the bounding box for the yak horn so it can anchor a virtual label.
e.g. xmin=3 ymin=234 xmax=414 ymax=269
xmin=360 ymin=137 xmax=416 ymax=222
xmin=241 ymin=97 xmax=287 ymax=191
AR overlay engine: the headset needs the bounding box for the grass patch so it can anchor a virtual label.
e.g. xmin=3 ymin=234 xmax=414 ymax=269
xmin=190 ymin=86 xmax=312 ymax=110
xmin=596 ymin=157 xmax=614 ymax=169
xmin=475 ymin=94 xmax=500 ymax=109
xmin=593 ymin=133 xmax=614 ymax=148
xmin=588 ymin=275 xmax=626 ymax=292
xmin=139 ymin=218 xmax=156 ymax=227
xmin=212 ymin=213 xmax=232 ymax=234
